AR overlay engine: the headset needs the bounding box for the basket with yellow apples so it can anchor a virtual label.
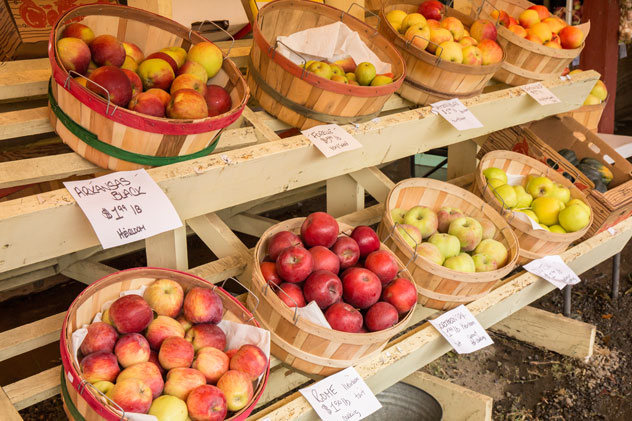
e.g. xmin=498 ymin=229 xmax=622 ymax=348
xmin=377 ymin=178 xmax=520 ymax=310
xmin=470 ymin=0 xmax=590 ymax=86
xmin=247 ymin=0 xmax=405 ymax=130
xmin=49 ymin=4 xmax=249 ymax=171
xmin=558 ymin=70 xmax=608 ymax=132
xmin=248 ymin=212 xmax=417 ymax=376
xmin=60 ymin=267 xmax=270 ymax=421
xmin=379 ymin=0 xmax=506 ymax=105
xmin=473 ymin=150 xmax=594 ymax=265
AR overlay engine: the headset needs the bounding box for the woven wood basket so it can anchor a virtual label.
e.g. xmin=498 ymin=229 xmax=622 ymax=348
xmin=473 ymin=151 xmax=594 ymax=265
xmin=377 ymin=178 xmax=520 ymax=310
xmin=48 ymin=4 xmax=249 ymax=171
xmin=247 ymin=218 xmax=416 ymax=376
xmin=59 ymin=267 xmax=269 ymax=421
xmin=379 ymin=0 xmax=505 ymax=105
xmin=558 ymin=97 xmax=607 ymax=133
xmin=471 ymin=0 xmax=589 ymax=86
xmin=247 ymin=0 xmax=405 ymax=130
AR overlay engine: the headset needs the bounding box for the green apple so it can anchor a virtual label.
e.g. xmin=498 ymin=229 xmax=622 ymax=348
xmin=590 ymin=80 xmax=608 ymax=101
xmin=443 ymin=252 xmax=476 ymax=273
xmin=567 ymin=199 xmax=591 ymax=216
xmin=404 ymin=206 xmax=438 ymax=239
xmin=308 ymin=61 xmax=333 ymax=79
xmin=483 ymin=167 xmax=508 ymax=184
xmin=370 ymin=75 xmax=394 ymax=86
xmin=391 ymin=208 xmax=407 ymax=224
xmin=526 ymin=176 xmax=554 ymax=198
xmin=330 ymin=64 xmax=345 ymax=77
xmin=448 ymin=217 xmax=483 ymax=252
xmin=550 ymin=183 xmax=571 ymax=204
xmin=513 ymin=185 xmax=533 ymax=208
xmin=488 ymin=178 xmax=505 ymax=190
xmin=514 ymin=209 xmax=539 ymax=224
xmin=583 ymin=94 xmax=601 ymax=105
xmin=92 ymin=381 xmax=114 ymax=395
xmin=474 ymin=239 xmax=508 ymax=267
xmin=472 ymin=253 xmax=498 ymax=272
xmin=549 ymin=224 xmax=567 ymax=233
xmin=493 ymin=184 xmax=518 ymax=209
xmin=416 ymin=242 xmax=445 ymax=265
xmin=539 ymin=223 xmax=551 ymax=231
xmin=148 ymin=395 xmax=188 ymax=421
xmin=304 ymin=60 xmax=316 ymax=69
xmin=427 ymin=233 xmax=461 ymax=260
xmin=558 ymin=204 xmax=590 ymax=232
xmin=355 ymin=62 xmax=376 ymax=86
xmin=346 ymin=72 xmax=357 ymax=81
xmin=396 ymin=224 xmax=422 ymax=249
xmin=437 ymin=207 xmax=465 ymax=233
xmin=532 ymin=196 xmax=563 ymax=226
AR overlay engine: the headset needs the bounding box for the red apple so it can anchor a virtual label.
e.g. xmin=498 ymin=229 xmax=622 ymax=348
xmin=365 ymin=302 xmax=399 ymax=332
xmin=381 ymin=278 xmax=417 ymax=314
xmin=148 ymin=350 xmax=165 ymax=375
xmin=193 ymin=346 xmax=229 ymax=384
xmin=350 ymin=226 xmax=380 ymax=258
xmin=300 ymin=212 xmax=339 ymax=248
xmin=143 ymin=278 xmax=184 ymax=317
xmin=145 ymin=88 xmax=171 ymax=107
xmin=267 ymin=230 xmax=303 ymax=261
xmin=62 ymin=23 xmax=95 ymax=45
xmin=275 ymin=245 xmax=313 ymax=283
xmin=303 ymin=270 xmax=342 ymax=309
xmin=417 ymin=0 xmax=444 ymax=21
xmin=145 ymin=315 xmax=185 ymax=350
xmin=87 ymin=66 xmax=133 ymax=107
xmin=260 ymin=261 xmax=282 ymax=286
xmin=186 ymin=385 xmax=227 ymax=421
xmin=205 ymin=84 xmax=232 ymax=117
xmin=171 ymin=73 xmax=207 ymax=96
xmin=159 ymin=336 xmax=194 ymax=370
xmin=324 ymin=302 xmax=363 ymax=333
xmin=122 ymin=68 xmax=142 ymax=97
xmin=185 ymin=323 xmax=227 ymax=352
xmin=164 ymin=367 xmax=207 ymax=401
xmin=117 ymin=361 xmax=164 ymax=399
xmin=225 ymin=349 xmax=238 ymax=359
xmin=80 ymin=351 xmax=120 ymax=383
xmin=167 ymin=88 xmax=208 ymax=119
xmin=138 ymin=58 xmax=175 ymax=91
xmin=114 ymin=333 xmax=150 ymax=368
xmin=217 ymin=370 xmax=254 ymax=412
xmin=89 ymin=34 xmax=125 ymax=67
xmin=108 ymin=378 xmax=153 ymax=414
xmin=364 ymin=250 xmax=399 ymax=285
xmin=57 ymin=37 xmax=91 ymax=75
xmin=80 ymin=322 xmax=118 ymax=355
xmin=230 ymin=344 xmax=268 ymax=381
xmin=341 ymin=267 xmax=382 ymax=309
xmin=309 ymin=245 xmax=340 ymax=274
xmin=122 ymin=41 xmax=144 ymax=64
xmin=108 ymin=294 xmax=153 ymax=334
xmin=331 ymin=236 xmax=360 ymax=270
xmin=183 ymin=287 xmax=223 ymax=324
xmin=276 ymin=282 xmax=306 ymax=308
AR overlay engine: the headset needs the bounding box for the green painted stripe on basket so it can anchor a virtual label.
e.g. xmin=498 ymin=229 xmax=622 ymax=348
xmin=60 ymin=369 xmax=86 ymax=421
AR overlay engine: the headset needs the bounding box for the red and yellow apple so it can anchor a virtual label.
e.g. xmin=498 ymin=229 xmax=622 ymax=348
xmin=217 ymin=370 xmax=254 ymax=412
xmin=159 ymin=336 xmax=195 ymax=370
xmin=146 ymin=315 xmax=185 ymax=350
xmin=161 ymin=46 xmax=188 ymax=68
xmin=186 ymin=385 xmax=227 ymax=421
xmin=145 ymin=88 xmax=171 ymax=107
xmin=462 ymin=45 xmax=483 ymax=65
xmin=57 ymin=37 xmax=91 ymax=75
xmin=62 ymin=23 xmax=95 ymax=45
xmin=178 ymin=60 xmax=209 ymax=84
xmin=164 ymin=367 xmax=207 ymax=401
xmin=441 ymin=16 xmax=465 ymax=41
xmin=80 ymin=351 xmax=120 ymax=383
xmin=167 ymin=88 xmax=209 ymax=119
xmin=478 ymin=39 xmax=503 ymax=65
xmin=117 ymin=361 xmax=165 ymax=399
xmin=559 ymin=26 xmax=584 ymax=49
xmin=90 ymin=34 xmax=125 ymax=67
xmin=193 ymin=346 xmax=230 ymax=384
xmin=122 ymin=41 xmax=144 ymax=63
xmin=114 ymin=333 xmax=150 ymax=368
xmin=185 ymin=323 xmax=227 ymax=352
xmin=470 ymin=19 xmax=497 ymax=42
xmin=128 ymin=92 xmax=166 ymax=117
xmin=107 ymin=294 xmax=153 ymax=334
xmin=80 ymin=322 xmax=118 ymax=355
xmin=171 ymin=73 xmax=207 ymax=96
xmin=229 ymin=344 xmax=268 ymax=381
xmin=427 ymin=27 xmax=453 ymax=53
xmin=519 ymin=9 xmax=540 ymax=28
xmin=187 ymin=41 xmax=223 ymax=78
xmin=138 ymin=58 xmax=175 ymax=91
xmin=108 ymin=378 xmax=153 ymax=414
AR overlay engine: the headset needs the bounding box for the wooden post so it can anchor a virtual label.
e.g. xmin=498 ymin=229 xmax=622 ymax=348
xmin=580 ymin=0 xmax=620 ymax=134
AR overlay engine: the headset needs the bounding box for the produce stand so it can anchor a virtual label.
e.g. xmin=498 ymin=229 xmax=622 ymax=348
xmin=0 ymin=14 xmax=630 ymax=421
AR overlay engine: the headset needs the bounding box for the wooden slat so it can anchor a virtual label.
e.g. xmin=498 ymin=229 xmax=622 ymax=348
xmin=0 ymin=153 xmax=97 ymax=190
xmin=326 ymin=175 xmax=364 ymax=217
xmin=5 ymin=366 xmax=61 ymax=411
xmin=61 ymin=261 xmax=117 ymax=285
xmin=349 ymin=166 xmax=395 ymax=203
xmin=0 ymin=59 xmax=50 ymax=102
xmin=0 ymin=387 xmax=22 ymax=421
xmin=0 ymin=106 xmax=51 ymax=140
xmin=146 ymin=225 xmax=189 ymax=270
xmin=0 ymin=313 xmax=65 ymax=363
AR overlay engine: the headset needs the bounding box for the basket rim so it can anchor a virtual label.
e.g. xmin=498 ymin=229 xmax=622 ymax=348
xmin=252 ymin=0 xmax=406 ymax=98
xmin=475 ymin=150 xmax=594 ymax=241
xmin=496 ymin=23 xmax=589 ymax=59
xmin=59 ymin=267 xmax=268 ymax=421
xmin=383 ymin=177 xmax=521 ymax=281
xmin=49 ymin=4 xmax=249 ymax=135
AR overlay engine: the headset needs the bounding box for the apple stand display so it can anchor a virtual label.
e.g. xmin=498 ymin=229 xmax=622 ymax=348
xmin=48 ymin=5 xmax=249 ymax=171
xmin=470 ymin=0 xmax=589 ymax=86
xmin=473 ymin=150 xmax=594 ymax=265
xmin=247 ymin=0 xmax=405 ymax=130
xmin=59 ymin=268 xmax=269 ymax=421
xmin=248 ymin=218 xmax=417 ymax=376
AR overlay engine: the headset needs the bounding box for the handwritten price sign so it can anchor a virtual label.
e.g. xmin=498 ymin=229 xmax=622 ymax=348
xmin=521 ymin=82 xmax=561 ymax=105
xmin=429 ymin=305 xmax=493 ymax=354
xmin=431 ymin=98 xmax=483 ymax=131
xmin=302 ymin=124 xmax=363 ymax=158
xmin=523 ymin=255 xmax=580 ymax=289
xmin=300 ymin=366 xmax=381 ymax=421
xmin=64 ymin=170 xmax=182 ymax=249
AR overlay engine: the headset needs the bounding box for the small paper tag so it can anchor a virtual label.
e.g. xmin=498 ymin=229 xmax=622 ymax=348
xmin=431 ymin=98 xmax=483 ymax=131
xmin=66 ymin=371 xmax=74 ymax=384
xmin=608 ymin=227 xmax=617 ymax=236
xmin=302 ymin=124 xmax=363 ymax=158
xmin=572 ymin=56 xmax=580 ymax=67
xmin=521 ymin=82 xmax=561 ymax=105
xmin=429 ymin=305 xmax=493 ymax=354
xmin=299 ymin=366 xmax=382 ymax=420
xmin=523 ymin=255 xmax=581 ymax=290
xmin=513 ymin=210 xmax=545 ymax=230
xmin=64 ymin=170 xmax=183 ymax=249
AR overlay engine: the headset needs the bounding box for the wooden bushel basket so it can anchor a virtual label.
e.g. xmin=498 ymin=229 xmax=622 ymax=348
xmin=377 ymin=178 xmax=520 ymax=310
xmin=247 ymin=0 xmax=405 ymax=130
xmin=473 ymin=151 xmax=594 ymax=265
xmin=379 ymin=0 xmax=505 ymax=105
xmin=471 ymin=0 xmax=589 ymax=86
xmin=48 ymin=4 xmax=249 ymax=171
xmin=247 ymin=218 xmax=416 ymax=376
xmin=59 ymin=267 xmax=269 ymax=421
xmin=558 ymin=96 xmax=607 ymax=133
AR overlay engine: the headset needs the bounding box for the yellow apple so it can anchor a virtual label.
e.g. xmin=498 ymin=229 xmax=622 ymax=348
xmin=493 ymin=184 xmax=518 ymax=208
xmin=371 ymin=75 xmax=394 ymax=86
xmin=391 ymin=208 xmax=407 ymax=224
xmin=549 ymin=224 xmax=567 ymax=233
xmin=513 ymin=185 xmax=533 ymax=208
xmin=583 ymin=94 xmax=601 ymax=105
xmin=539 ymin=223 xmax=551 ymax=231
xmin=558 ymin=204 xmax=590 ymax=232
xmin=400 ymin=13 xmax=427 ymax=34
xmin=550 ymin=183 xmax=571 ymax=204
xmin=483 ymin=167 xmax=508 ymax=184
xmin=474 ymin=239 xmax=508 ymax=267
xmin=308 ymin=61 xmax=333 ymax=79
xmin=590 ymin=80 xmax=608 ymax=101
xmin=436 ymin=41 xmax=463 ymax=63
xmin=386 ymin=9 xmax=408 ymax=32
xmin=567 ymin=199 xmax=591 ymax=215
xmin=405 ymin=23 xmax=431 ymax=50
xmin=532 ymin=196 xmax=563 ymax=226
xmin=514 ymin=209 xmax=539 ymax=223
xmin=148 ymin=395 xmax=188 ymax=421
xmin=526 ymin=176 xmax=555 ymax=198
xmin=355 ymin=62 xmax=376 ymax=86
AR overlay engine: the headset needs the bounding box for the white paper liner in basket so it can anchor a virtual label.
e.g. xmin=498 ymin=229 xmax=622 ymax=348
xmin=71 ymin=283 xmax=271 ymax=421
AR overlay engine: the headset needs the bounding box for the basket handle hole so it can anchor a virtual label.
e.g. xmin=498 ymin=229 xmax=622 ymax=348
xmin=587 ymin=142 xmax=600 ymax=154
xmin=572 ymin=131 xmax=587 ymax=142
xmin=603 ymin=154 xmax=615 ymax=165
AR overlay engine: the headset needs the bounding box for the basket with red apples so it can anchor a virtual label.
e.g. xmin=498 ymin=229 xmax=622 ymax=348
xmin=248 ymin=211 xmax=417 ymax=376
xmin=60 ymin=267 xmax=270 ymax=421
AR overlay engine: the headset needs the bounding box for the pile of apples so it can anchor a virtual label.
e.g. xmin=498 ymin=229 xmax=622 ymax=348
xmin=491 ymin=4 xmax=584 ymax=49
xmin=56 ymin=23 xmax=232 ymax=120
xmin=391 ymin=205 xmax=508 ymax=273
xmin=303 ymin=59 xmax=394 ymax=86
xmin=260 ymin=212 xmax=417 ymax=333
xmin=385 ymin=0 xmax=503 ymax=66
xmin=483 ymin=167 xmax=592 ymax=233
xmin=568 ymin=69 xmax=608 ymax=105
xmin=77 ymin=279 xmax=267 ymax=421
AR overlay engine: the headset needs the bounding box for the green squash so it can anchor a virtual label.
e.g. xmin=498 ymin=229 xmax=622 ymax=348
xmin=580 ymin=157 xmax=614 ymax=185
xmin=577 ymin=163 xmax=604 ymax=188
xmin=558 ymin=149 xmax=579 ymax=166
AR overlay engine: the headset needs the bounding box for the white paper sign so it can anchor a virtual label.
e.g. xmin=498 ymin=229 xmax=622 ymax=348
xmin=64 ymin=170 xmax=182 ymax=249
xmin=302 ymin=124 xmax=363 ymax=158
xmin=521 ymin=82 xmax=561 ymax=105
xmin=431 ymin=98 xmax=483 ymax=131
xmin=299 ymin=366 xmax=381 ymax=421
xmin=429 ymin=305 xmax=493 ymax=354
xmin=523 ymin=255 xmax=581 ymax=290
